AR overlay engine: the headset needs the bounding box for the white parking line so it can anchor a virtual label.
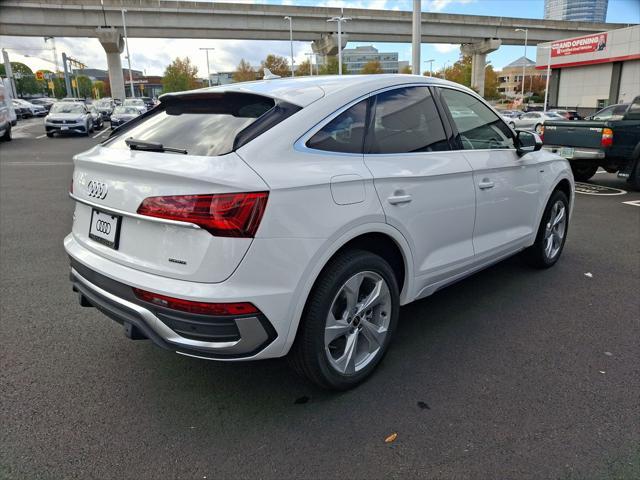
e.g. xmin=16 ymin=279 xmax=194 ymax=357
xmin=622 ymin=200 xmax=640 ymax=207
xmin=2 ymin=162 xmax=72 ymax=166
xmin=36 ymin=134 xmax=47 ymax=139
xmin=92 ymin=129 xmax=110 ymax=139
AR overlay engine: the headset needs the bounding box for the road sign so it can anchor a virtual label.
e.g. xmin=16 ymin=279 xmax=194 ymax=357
xmin=36 ymin=71 xmax=45 ymax=80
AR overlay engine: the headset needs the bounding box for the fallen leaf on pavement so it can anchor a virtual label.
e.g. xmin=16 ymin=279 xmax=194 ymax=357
xmin=584 ymin=272 xmax=593 ymax=278
xmin=385 ymin=433 xmax=398 ymax=443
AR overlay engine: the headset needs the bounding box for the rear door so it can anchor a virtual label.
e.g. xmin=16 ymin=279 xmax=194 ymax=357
xmin=363 ymin=86 xmax=476 ymax=291
xmin=437 ymin=87 xmax=542 ymax=258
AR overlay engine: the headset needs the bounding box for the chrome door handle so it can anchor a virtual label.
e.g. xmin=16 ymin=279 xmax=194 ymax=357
xmin=478 ymin=179 xmax=495 ymax=190
xmin=387 ymin=194 xmax=412 ymax=205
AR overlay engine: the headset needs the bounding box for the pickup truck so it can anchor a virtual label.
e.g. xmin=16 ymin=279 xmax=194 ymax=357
xmin=541 ymin=96 xmax=640 ymax=190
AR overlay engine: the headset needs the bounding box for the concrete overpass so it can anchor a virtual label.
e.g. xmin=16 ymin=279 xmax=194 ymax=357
xmin=0 ymin=0 xmax=629 ymax=99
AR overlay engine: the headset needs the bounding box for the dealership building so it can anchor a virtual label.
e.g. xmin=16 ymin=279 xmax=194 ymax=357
xmin=536 ymin=24 xmax=639 ymax=113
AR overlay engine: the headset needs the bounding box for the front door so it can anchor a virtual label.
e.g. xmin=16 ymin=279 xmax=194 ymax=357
xmin=363 ymin=86 xmax=477 ymax=292
xmin=437 ymin=87 xmax=542 ymax=258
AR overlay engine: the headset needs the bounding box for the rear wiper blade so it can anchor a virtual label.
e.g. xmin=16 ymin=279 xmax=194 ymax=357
xmin=125 ymin=137 xmax=187 ymax=154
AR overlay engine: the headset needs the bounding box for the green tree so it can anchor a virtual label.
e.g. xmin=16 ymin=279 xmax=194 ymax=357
xmin=76 ymin=75 xmax=93 ymax=98
xmin=260 ymin=54 xmax=290 ymax=78
xmin=318 ymin=56 xmax=347 ymax=75
xmin=484 ymin=65 xmax=500 ymax=100
xmin=400 ymin=65 xmax=412 ymax=74
xmin=361 ymin=60 xmax=383 ymax=74
xmin=0 ymin=62 xmax=41 ymax=96
xmin=296 ymin=58 xmax=312 ymax=76
xmin=93 ymin=80 xmax=106 ymax=98
xmin=233 ymin=59 xmax=256 ymax=83
xmin=162 ymin=57 xmax=198 ymax=93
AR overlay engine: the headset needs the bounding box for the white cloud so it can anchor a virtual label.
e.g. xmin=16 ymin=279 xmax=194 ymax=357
xmin=427 ymin=0 xmax=475 ymax=13
xmin=433 ymin=43 xmax=460 ymax=53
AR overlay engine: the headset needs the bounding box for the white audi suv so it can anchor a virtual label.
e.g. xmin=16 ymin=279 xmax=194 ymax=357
xmin=65 ymin=75 xmax=573 ymax=390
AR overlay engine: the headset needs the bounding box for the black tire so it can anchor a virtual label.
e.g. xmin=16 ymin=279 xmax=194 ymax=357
xmin=627 ymin=160 xmax=640 ymax=191
xmin=509 ymin=122 xmax=516 ymax=129
xmin=46 ymin=132 xmax=54 ymax=138
xmin=288 ymin=249 xmax=400 ymax=390
xmin=522 ymin=190 xmax=570 ymax=269
xmin=571 ymin=162 xmax=599 ymax=182
xmin=534 ymin=123 xmax=543 ymax=134
xmin=2 ymin=125 xmax=11 ymax=141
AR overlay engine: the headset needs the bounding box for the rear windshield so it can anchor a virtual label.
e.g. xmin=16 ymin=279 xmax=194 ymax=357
xmin=106 ymin=92 xmax=297 ymax=157
xmin=113 ymin=106 xmax=139 ymax=115
xmin=50 ymin=103 xmax=85 ymax=114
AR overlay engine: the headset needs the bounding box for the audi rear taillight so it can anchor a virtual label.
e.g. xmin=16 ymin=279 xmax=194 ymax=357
xmin=133 ymin=288 xmax=259 ymax=316
xmin=136 ymin=192 xmax=268 ymax=237
xmin=601 ymin=128 xmax=614 ymax=148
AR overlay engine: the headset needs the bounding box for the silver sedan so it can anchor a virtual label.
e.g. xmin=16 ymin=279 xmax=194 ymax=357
xmin=509 ymin=111 xmax=566 ymax=133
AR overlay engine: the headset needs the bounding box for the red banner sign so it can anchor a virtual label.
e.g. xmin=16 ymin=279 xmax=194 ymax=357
xmin=552 ymin=33 xmax=607 ymax=57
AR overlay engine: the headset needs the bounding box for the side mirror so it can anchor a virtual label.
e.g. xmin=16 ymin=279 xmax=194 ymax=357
xmin=516 ymin=130 xmax=542 ymax=155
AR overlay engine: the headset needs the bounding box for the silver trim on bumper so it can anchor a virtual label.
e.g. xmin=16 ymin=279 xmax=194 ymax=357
xmin=71 ymin=267 xmax=269 ymax=356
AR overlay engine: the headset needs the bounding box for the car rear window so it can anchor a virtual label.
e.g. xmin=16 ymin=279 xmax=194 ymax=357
xmin=106 ymin=92 xmax=299 ymax=156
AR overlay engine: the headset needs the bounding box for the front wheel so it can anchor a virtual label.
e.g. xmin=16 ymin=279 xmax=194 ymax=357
xmin=288 ymin=249 xmax=400 ymax=390
xmin=571 ymin=162 xmax=599 ymax=182
xmin=534 ymin=123 xmax=543 ymax=134
xmin=2 ymin=125 xmax=11 ymax=141
xmin=522 ymin=190 xmax=569 ymax=269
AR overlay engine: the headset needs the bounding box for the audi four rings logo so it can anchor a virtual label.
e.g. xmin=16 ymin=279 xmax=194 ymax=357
xmin=95 ymin=220 xmax=112 ymax=235
xmin=86 ymin=180 xmax=108 ymax=199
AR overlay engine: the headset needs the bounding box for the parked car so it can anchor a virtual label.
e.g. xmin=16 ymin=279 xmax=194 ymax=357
xmin=123 ymin=98 xmax=147 ymax=114
xmin=45 ymin=102 xmax=94 ymax=137
xmin=30 ymin=97 xmax=56 ymax=112
xmin=12 ymin=100 xmax=31 ymax=119
xmin=139 ymin=96 xmax=156 ymax=110
xmin=499 ymin=109 xmax=523 ymax=119
xmin=13 ymin=98 xmax=47 ymax=117
xmin=87 ymin=104 xmax=104 ymax=130
xmin=510 ymin=111 xmax=566 ymax=133
xmin=94 ymin=98 xmax=115 ymax=120
xmin=548 ymin=109 xmax=582 ymax=121
xmin=60 ymin=97 xmax=87 ymax=103
xmin=109 ymin=106 xmax=141 ymax=129
xmin=542 ymin=96 xmax=640 ymax=189
xmin=65 ymin=75 xmax=574 ymax=390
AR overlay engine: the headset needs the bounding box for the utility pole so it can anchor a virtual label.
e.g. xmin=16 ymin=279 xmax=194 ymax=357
xmin=304 ymin=52 xmax=315 ymax=76
xmin=327 ymin=8 xmax=351 ymax=75
xmin=284 ymin=16 xmax=294 ymax=77
xmin=61 ymin=52 xmax=72 ymax=97
xmin=122 ymin=9 xmax=135 ymax=98
xmin=542 ymin=46 xmax=552 ymax=113
xmin=200 ymin=48 xmax=215 ymax=86
xmin=424 ymin=58 xmax=434 ymax=76
xmin=412 ymin=0 xmax=421 ymax=75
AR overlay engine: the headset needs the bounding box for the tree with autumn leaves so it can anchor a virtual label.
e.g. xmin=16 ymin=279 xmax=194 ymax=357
xmin=162 ymin=57 xmax=199 ymax=93
xmin=432 ymin=55 xmax=501 ymax=100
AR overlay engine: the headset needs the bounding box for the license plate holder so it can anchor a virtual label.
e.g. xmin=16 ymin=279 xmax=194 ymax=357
xmin=61 ymin=126 xmax=69 ymax=130
xmin=89 ymin=209 xmax=122 ymax=250
xmin=559 ymin=147 xmax=574 ymax=159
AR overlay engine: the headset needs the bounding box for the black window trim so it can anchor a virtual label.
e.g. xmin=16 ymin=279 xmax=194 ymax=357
xmin=435 ymin=85 xmax=517 ymax=152
xmin=298 ymin=82 xmax=457 ymax=157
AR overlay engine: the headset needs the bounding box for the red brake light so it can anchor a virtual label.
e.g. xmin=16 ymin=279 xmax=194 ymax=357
xmin=137 ymin=192 xmax=268 ymax=237
xmin=133 ymin=288 xmax=259 ymax=316
xmin=601 ymin=128 xmax=613 ymax=148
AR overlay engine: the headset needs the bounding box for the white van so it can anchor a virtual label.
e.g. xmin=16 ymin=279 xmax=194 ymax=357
xmin=0 ymin=77 xmax=15 ymax=141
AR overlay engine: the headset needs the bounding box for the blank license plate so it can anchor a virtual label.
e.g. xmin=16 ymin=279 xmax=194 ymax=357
xmin=559 ymin=147 xmax=574 ymax=159
xmin=89 ymin=209 xmax=122 ymax=249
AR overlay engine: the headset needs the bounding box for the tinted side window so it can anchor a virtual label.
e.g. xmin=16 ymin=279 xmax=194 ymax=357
xmin=368 ymin=87 xmax=448 ymax=154
xmin=626 ymin=97 xmax=640 ymax=120
xmin=440 ymin=88 xmax=515 ymax=150
xmin=593 ymin=105 xmax=615 ymax=120
xmin=307 ymin=100 xmax=367 ymax=154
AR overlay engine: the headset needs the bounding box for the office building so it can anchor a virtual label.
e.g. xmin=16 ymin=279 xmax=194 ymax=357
xmin=498 ymin=56 xmax=548 ymax=98
xmin=340 ymin=46 xmax=401 ymax=74
xmin=544 ymin=0 xmax=608 ymax=23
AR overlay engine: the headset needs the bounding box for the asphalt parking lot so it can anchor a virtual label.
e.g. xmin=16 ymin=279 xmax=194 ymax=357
xmin=1 ymin=117 xmax=639 ymax=479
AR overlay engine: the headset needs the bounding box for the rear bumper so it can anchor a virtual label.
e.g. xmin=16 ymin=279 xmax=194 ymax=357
xmin=543 ymin=145 xmax=605 ymax=161
xmin=69 ymin=258 xmax=277 ymax=359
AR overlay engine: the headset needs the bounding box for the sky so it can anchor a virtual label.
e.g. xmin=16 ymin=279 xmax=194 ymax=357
xmin=1 ymin=0 xmax=639 ymax=77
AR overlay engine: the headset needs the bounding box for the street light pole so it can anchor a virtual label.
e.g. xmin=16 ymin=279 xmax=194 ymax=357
xmin=412 ymin=0 xmax=421 ymax=75
xmin=304 ymin=52 xmax=314 ymax=76
xmin=121 ymin=9 xmax=135 ymax=98
xmin=516 ymin=28 xmax=528 ymax=101
xmin=424 ymin=58 xmax=434 ymax=76
xmin=284 ymin=16 xmax=294 ymax=77
xmin=328 ymin=8 xmax=351 ymax=76
xmin=200 ymin=48 xmax=215 ymax=86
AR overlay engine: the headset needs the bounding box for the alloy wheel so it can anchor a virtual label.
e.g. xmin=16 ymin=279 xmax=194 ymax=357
xmin=324 ymin=271 xmax=392 ymax=375
xmin=543 ymin=200 xmax=566 ymax=260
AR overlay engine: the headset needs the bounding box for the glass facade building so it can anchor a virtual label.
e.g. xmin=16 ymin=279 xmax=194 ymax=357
xmin=544 ymin=0 xmax=608 ymax=22
xmin=341 ymin=46 xmax=400 ymax=74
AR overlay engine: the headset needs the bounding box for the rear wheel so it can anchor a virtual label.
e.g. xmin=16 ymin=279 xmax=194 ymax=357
xmin=571 ymin=162 xmax=598 ymax=182
xmin=2 ymin=124 xmax=11 ymax=141
xmin=522 ymin=190 xmax=569 ymax=269
xmin=534 ymin=123 xmax=543 ymax=134
xmin=509 ymin=122 xmax=516 ymax=129
xmin=288 ymin=249 xmax=400 ymax=390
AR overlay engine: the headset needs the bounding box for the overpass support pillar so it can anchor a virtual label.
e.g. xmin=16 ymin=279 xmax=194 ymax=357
xmin=311 ymin=33 xmax=348 ymax=69
xmin=460 ymin=39 xmax=501 ymax=97
xmin=96 ymin=27 xmax=126 ymax=101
